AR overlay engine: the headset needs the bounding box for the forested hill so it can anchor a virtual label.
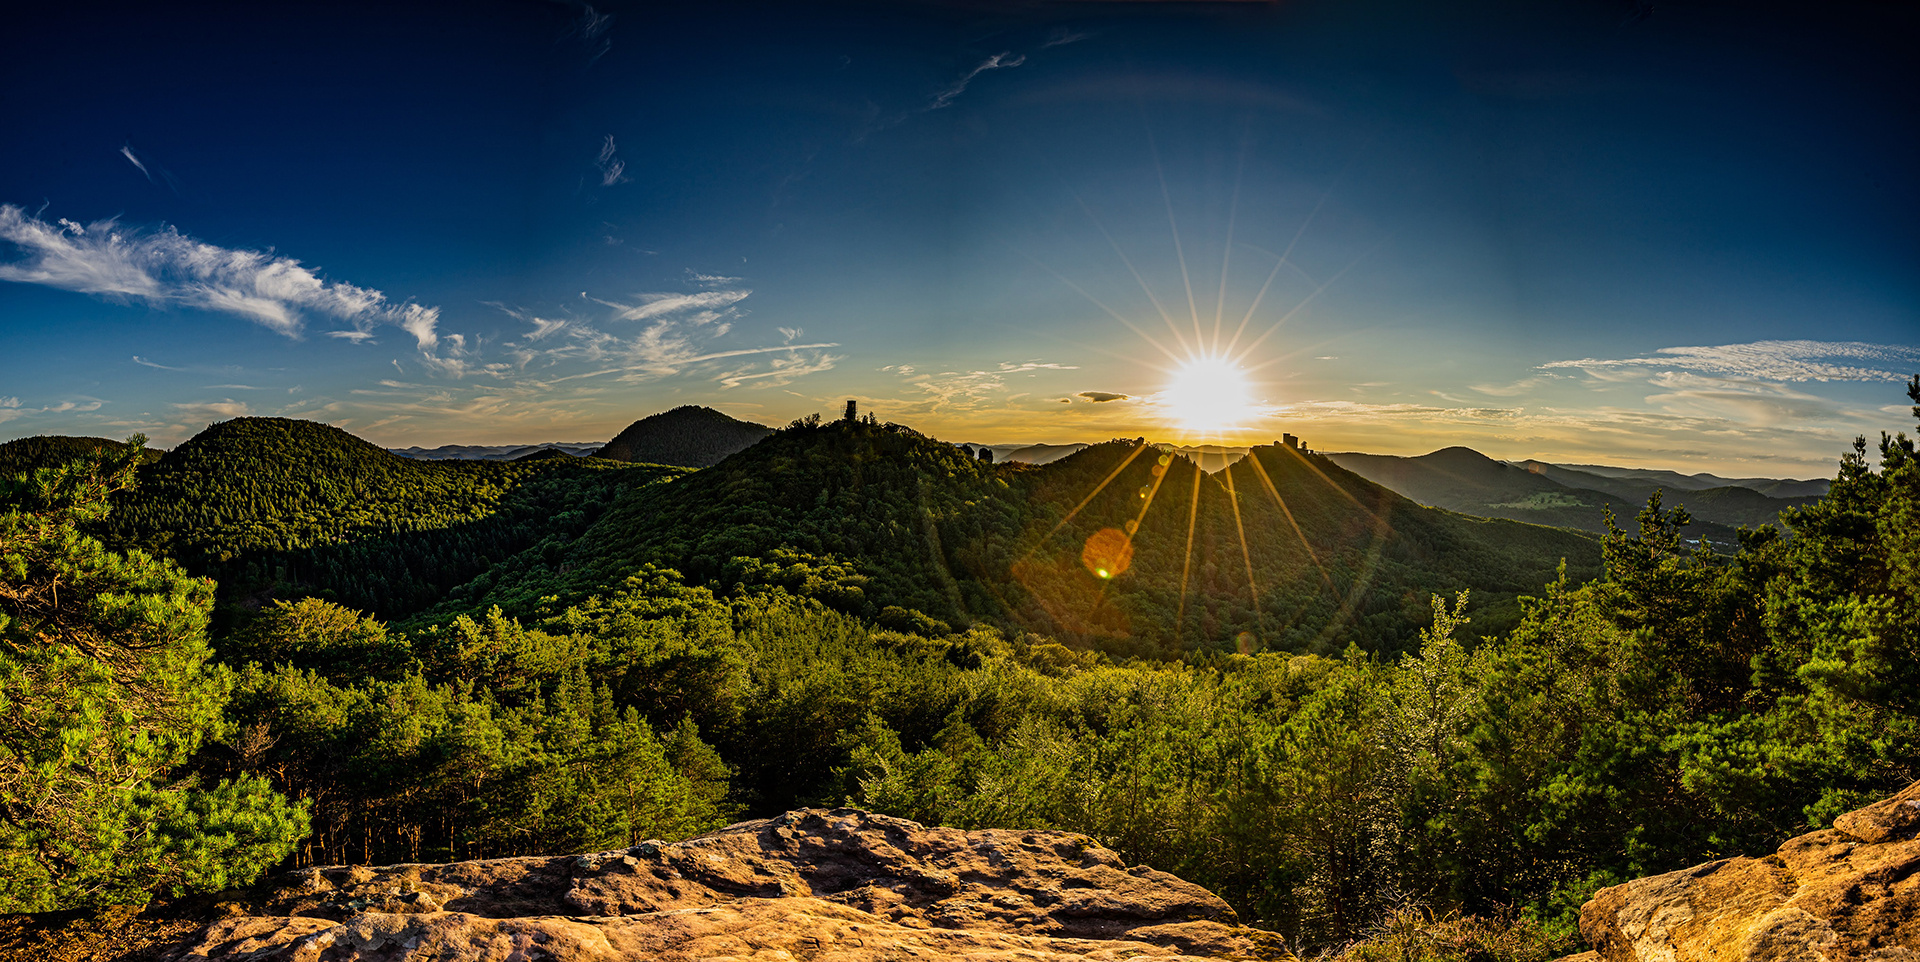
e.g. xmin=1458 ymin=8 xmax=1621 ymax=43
xmin=94 ymin=417 xmax=679 ymax=618
xmin=0 ymin=434 xmax=160 ymax=475
xmin=469 ymin=416 xmax=1600 ymax=656
xmin=593 ymin=405 xmax=772 ymax=467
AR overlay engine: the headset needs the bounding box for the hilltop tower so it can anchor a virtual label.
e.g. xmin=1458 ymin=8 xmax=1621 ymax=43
xmin=844 ymin=400 xmax=857 ymax=422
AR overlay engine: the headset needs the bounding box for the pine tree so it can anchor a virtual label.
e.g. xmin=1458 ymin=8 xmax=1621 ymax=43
xmin=0 ymin=439 xmax=307 ymax=909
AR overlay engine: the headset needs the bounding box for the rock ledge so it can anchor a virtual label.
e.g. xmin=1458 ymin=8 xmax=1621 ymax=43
xmin=1580 ymin=781 xmax=1920 ymax=962
xmin=165 ymin=808 xmax=1281 ymax=960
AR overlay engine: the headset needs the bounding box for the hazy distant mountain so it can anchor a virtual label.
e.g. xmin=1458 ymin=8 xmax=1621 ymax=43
xmin=1329 ymin=446 xmax=1816 ymax=541
xmin=1517 ymin=460 xmax=1829 ymax=501
xmin=956 ymin=442 xmax=1090 ymax=464
xmin=594 ymin=405 xmax=773 ymax=468
xmin=1326 ymin=447 xmax=1668 ymax=539
xmin=392 ymin=442 xmax=603 ymax=461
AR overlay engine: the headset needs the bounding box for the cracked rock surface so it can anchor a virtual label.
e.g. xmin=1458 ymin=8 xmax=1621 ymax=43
xmin=1579 ymin=780 xmax=1920 ymax=962
xmin=164 ymin=809 xmax=1282 ymax=960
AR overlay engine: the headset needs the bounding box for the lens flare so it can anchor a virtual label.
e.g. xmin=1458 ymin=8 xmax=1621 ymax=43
xmin=1081 ymin=527 xmax=1134 ymax=579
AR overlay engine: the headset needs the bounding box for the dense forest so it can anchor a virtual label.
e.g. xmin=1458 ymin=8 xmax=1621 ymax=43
xmin=468 ymin=414 xmax=1601 ymax=657
xmin=1 ymin=378 xmax=1915 ymax=955
xmin=53 ymin=418 xmax=682 ymax=621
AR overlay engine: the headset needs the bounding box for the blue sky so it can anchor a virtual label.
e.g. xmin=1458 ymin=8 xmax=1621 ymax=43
xmin=2 ymin=0 xmax=1915 ymax=475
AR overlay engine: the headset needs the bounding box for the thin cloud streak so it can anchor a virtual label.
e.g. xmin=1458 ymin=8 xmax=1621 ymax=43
xmin=930 ymin=52 xmax=1026 ymax=110
xmin=119 ymin=145 xmax=152 ymax=181
xmin=1543 ymin=340 xmax=1920 ymax=382
xmin=595 ymin=135 xmax=630 ymax=186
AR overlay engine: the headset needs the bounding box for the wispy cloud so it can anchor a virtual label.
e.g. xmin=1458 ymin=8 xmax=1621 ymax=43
xmin=489 ymin=304 xmax=570 ymax=342
xmin=506 ymin=279 xmax=841 ymax=388
xmin=171 ymin=399 xmax=252 ymax=421
xmin=599 ymin=288 xmax=752 ymax=324
xmin=566 ymin=2 xmax=614 ymax=65
xmin=885 ymin=360 xmax=1080 ymax=413
xmin=0 ymin=204 xmax=443 ymax=352
xmin=715 ymin=351 xmax=844 ymax=389
xmin=119 ymin=145 xmax=151 ymax=181
xmin=930 ymin=52 xmax=1026 ymax=110
xmin=1041 ymin=27 xmax=1091 ymax=49
xmin=0 ymin=396 xmax=104 ymax=425
xmin=117 ymin=145 xmax=180 ymax=194
xmin=595 ymin=135 xmax=630 ymax=186
xmin=1542 ymin=340 xmax=1920 ymax=382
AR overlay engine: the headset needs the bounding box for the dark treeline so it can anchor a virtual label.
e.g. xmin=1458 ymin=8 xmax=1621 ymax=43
xmin=1 ymin=381 xmax=1915 ymax=956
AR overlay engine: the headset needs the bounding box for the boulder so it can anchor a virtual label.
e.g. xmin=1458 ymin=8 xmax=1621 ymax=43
xmin=153 ymin=809 xmax=1283 ymax=960
xmin=1580 ymin=781 xmax=1920 ymax=962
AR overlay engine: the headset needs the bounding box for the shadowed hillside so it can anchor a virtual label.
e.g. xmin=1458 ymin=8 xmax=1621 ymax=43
xmin=594 ymin=405 xmax=773 ymax=467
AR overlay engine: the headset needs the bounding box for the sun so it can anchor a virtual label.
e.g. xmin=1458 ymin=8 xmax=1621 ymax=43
xmin=1160 ymin=356 xmax=1256 ymax=437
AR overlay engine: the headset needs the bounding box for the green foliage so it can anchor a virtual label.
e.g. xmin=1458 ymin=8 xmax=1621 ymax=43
xmin=0 ymin=439 xmax=305 ymax=910
xmin=0 ymin=435 xmax=160 ymax=477
xmin=215 ymin=593 xmax=736 ymax=865
xmin=470 ymin=418 xmax=1600 ymax=659
xmin=1330 ymin=907 xmax=1570 ymax=962
xmin=95 ymin=417 xmax=671 ymax=620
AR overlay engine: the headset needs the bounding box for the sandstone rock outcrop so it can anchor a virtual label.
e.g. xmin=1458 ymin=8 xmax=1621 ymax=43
xmin=1580 ymin=780 xmax=1920 ymax=962
xmin=155 ymin=808 xmax=1282 ymax=960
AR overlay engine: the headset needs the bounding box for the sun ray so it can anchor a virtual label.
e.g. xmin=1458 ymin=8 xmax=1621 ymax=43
xmin=1026 ymin=440 xmax=1151 ymax=557
xmin=1226 ymin=188 xmax=1332 ymax=357
xmin=1243 ymin=448 xmax=1335 ymax=592
xmin=1272 ymin=438 xmax=1373 ymax=513
xmin=1232 ymin=235 xmax=1389 ymax=365
xmin=1222 ymin=462 xmax=1261 ymax=620
xmin=1147 ymin=128 xmax=1205 ymax=349
xmin=1019 ymin=252 xmax=1183 ymax=362
xmin=1124 ymin=450 xmax=1175 ymax=552
xmin=1214 ymin=132 xmax=1250 ymax=346
xmin=1175 ymin=461 xmax=1203 ymax=643
xmin=1072 ymin=193 xmax=1192 ymax=355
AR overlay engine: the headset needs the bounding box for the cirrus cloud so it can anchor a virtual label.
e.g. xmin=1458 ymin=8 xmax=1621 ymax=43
xmin=1541 ymin=340 xmax=1920 ymax=382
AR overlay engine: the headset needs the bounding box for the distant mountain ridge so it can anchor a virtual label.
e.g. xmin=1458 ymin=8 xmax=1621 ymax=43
xmin=954 ymin=442 xmax=1090 ymax=464
xmin=1328 ymin=446 xmax=1819 ymax=542
xmin=594 ymin=405 xmax=773 ymax=467
xmin=1516 ymin=460 xmax=1829 ymax=500
xmin=392 ymin=442 xmax=603 ymax=461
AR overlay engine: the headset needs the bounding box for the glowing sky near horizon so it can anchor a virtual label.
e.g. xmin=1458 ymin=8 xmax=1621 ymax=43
xmin=1 ymin=0 xmax=1915 ymax=476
